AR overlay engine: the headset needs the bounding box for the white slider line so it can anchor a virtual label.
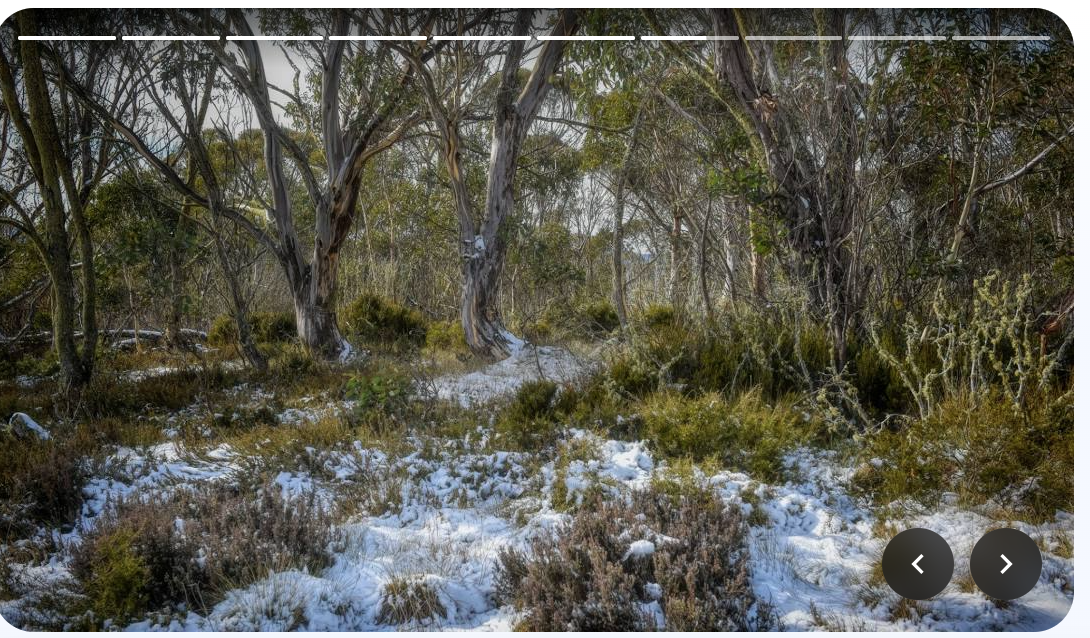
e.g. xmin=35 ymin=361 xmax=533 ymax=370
xmin=433 ymin=35 xmax=532 ymax=41
xmin=641 ymin=35 xmax=709 ymax=41
xmin=226 ymin=35 xmax=324 ymax=41
xmin=748 ymin=35 xmax=842 ymax=41
xmin=537 ymin=35 xmax=635 ymax=41
xmin=18 ymin=35 xmax=116 ymax=40
xmin=329 ymin=35 xmax=427 ymax=41
xmin=122 ymin=35 xmax=221 ymax=41
xmin=849 ymin=35 xmax=947 ymax=41
xmin=952 ymin=35 xmax=1050 ymax=41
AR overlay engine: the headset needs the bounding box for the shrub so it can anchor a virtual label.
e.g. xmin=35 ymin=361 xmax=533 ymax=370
xmin=640 ymin=304 xmax=678 ymax=328
xmin=75 ymin=529 xmax=152 ymax=624
xmin=853 ymin=388 xmax=1073 ymax=521
xmin=207 ymin=314 xmax=237 ymax=347
xmin=423 ymin=320 xmax=470 ymax=356
xmin=495 ymin=380 xmax=561 ymax=450
xmin=578 ymin=300 xmax=620 ymax=337
xmin=378 ymin=577 xmax=447 ymax=626
xmin=344 ymin=369 xmax=412 ymax=414
xmin=607 ymin=357 xmax=658 ymax=398
xmin=496 ymin=487 xmax=770 ymax=631
xmin=342 ymin=293 xmax=426 ymax=348
xmin=207 ymin=312 xmax=296 ymax=346
xmin=521 ymin=318 xmax=554 ymax=343
xmin=250 ymin=311 xmax=296 ymax=343
xmin=0 ymin=434 xmax=86 ymax=538
xmin=70 ymin=485 xmax=337 ymax=624
xmin=639 ymin=389 xmax=809 ymax=482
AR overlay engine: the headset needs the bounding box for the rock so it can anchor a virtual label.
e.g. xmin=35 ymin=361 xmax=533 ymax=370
xmin=7 ymin=412 xmax=50 ymax=440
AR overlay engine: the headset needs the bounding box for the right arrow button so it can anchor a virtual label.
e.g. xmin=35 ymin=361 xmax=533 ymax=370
xmin=971 ymin=529 xmax=1042 ymax=600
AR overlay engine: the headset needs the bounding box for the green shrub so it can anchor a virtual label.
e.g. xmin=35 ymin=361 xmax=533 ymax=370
xmin=344 ymin=369 xmax=412 ymax=414
xmin=207 ymin=314 xmax=236 ymax=347
xmin=521 ymin=318 xmax=554 ymax=343
xmin=853 ymin=388 xmax=1073 ymax=522
xmin=250 ymin=311 xmax=296 ymax=343
xmin=424 ymin=320 xmax=470 ymax=356
xmin=342 ymin=293 xmax=426 ymax=347
xmin=640 ymin=304 xmax=678 ymax=328
xmin=496 ymin=380 xmax=561 ymax=450
xmin=496 ymin=487 xmax=773 ymax=631
xmin=607 ymin=356 xmax=658 ymax=398
xmin=639 ymin=389 xmax=809 ymax=481
xmin=207 ymin=312 xmax=296 ymax=346
xmin=75 ymin=529 xmax=151 ymax=624
xmin=579 ymin=300 xmax=620 ymax=337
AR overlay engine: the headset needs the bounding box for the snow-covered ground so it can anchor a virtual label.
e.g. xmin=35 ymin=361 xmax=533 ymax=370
xmin=428 ymin=344 xmax=591 ymax=407
xmin=0 ymin=348 xmax=1074 ymax=631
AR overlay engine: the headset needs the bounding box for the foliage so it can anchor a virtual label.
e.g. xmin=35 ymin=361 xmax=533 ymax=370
xmin=70 ymin=486 xmax=337 ymax=625
xmin=495 ymin=380 xmax=563 ymax=450
xmin=496 ymin=486 xmax=774 ymax=631
xmin=853 ymin=388 xmax=1073 ymax=522
xmin=0 ymin=434 xmax=87 ymax=539
xmin=578 ymin=300 xmax=620 ymax=337
xmin=344 ymin=368 xmax=412 ymax=415
xmin=208 ymin=312 xmax=296 ymax=347
xmin=638 ymin=389 xmax=811 ymax=482
xmin=423 ymin=320 xmax=470 ymax=357
xmin=342 ymin=293 xmax=426 ymax=348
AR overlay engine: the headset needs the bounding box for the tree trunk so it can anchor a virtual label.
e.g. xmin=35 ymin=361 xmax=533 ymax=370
xmin=669 ymin=207 xmax=685 ymax=309
xmin=406 ymin=9 xmax=579 ymax=360
xmin=747 ymin=207 xmax=766 ymax=303
xmin=611 ymin=175 xmax=628 ymax=334
xmin=460 ymin=237 xmax=513 ymax=359
xmin=9 ymin=13 xmax=96 ymax=391
xmin=211 ymin=231 xmax=267 ymax=372
xmin=611 ymin=104 xmax=644 ymax=336
xmin=292 ymin=241 xmax=351 ymax=361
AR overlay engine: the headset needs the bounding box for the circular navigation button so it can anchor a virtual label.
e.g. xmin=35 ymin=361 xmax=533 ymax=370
xmin=882 ymin=528 xmax=955 ymax=600
xmin=970 ymin=528 xmax=1042 ymax=600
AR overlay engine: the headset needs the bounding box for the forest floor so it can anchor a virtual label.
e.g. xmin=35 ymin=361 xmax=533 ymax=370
xmin=0 ymin=344 xmax=1074 ymax=631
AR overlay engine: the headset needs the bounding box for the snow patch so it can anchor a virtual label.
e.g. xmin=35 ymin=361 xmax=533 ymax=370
xmin=429 ymin=345 xmax=590 ymax=407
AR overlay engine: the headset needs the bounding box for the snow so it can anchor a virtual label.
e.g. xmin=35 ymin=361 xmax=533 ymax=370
xmin=0 ymin=359 xmax=1074 ymax=632
xmin=429 ymin=345 xmax=590 ymax=407
xmin=123 ymin=366 xmax=180 ymax=383
xmin=7 ymin=412 xmax=50 ymax=440
xmin=623 ymin=539 xmax=656 ymax=560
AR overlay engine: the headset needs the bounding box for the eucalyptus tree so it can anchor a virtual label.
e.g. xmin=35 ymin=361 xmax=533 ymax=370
xmin=396 ymin=8 xmax=580 ymax=358
xmin=191 ymin=8 xmax=428 ymax=360
xmin=0 ymin=10 xmax=135 ymax=391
